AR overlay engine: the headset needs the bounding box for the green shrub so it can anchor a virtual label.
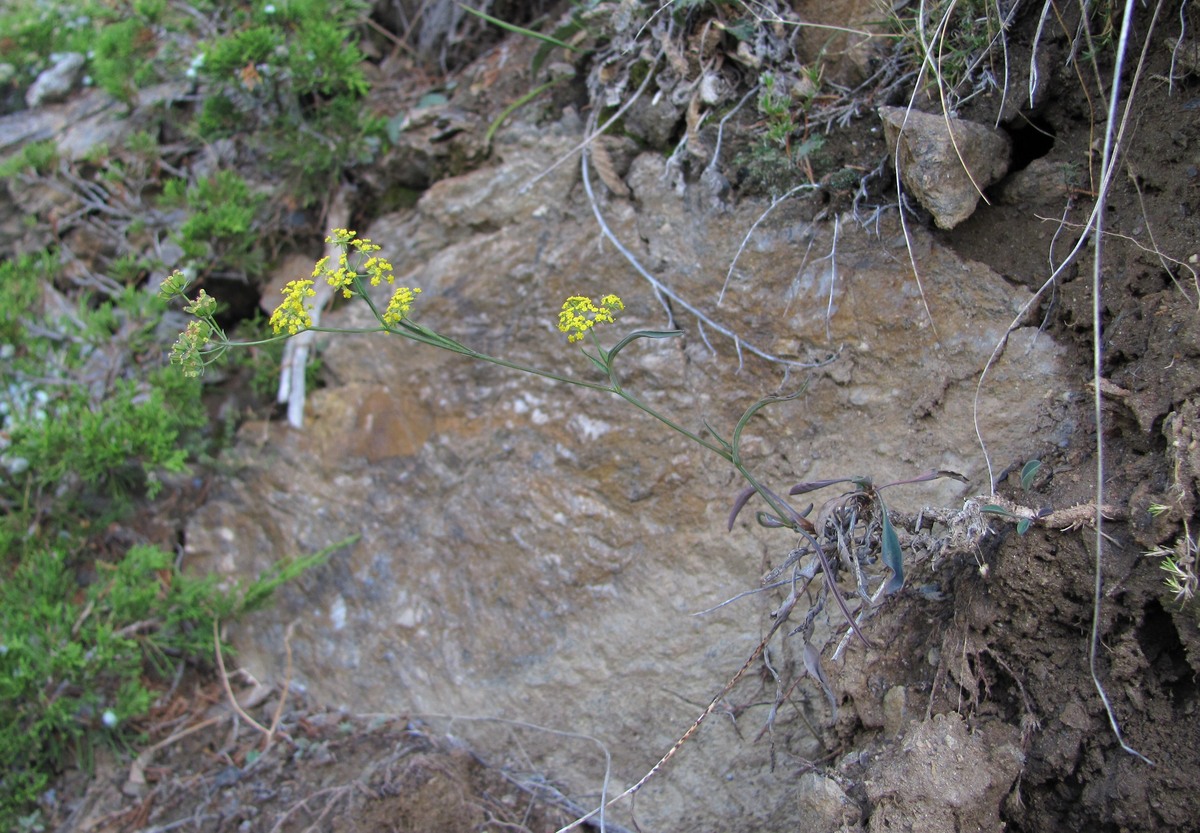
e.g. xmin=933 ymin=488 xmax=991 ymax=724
xmin=161 ymin=171 xmax=265 ymax=274
xmin=0 ymin=540 xmax=336 ymax=828
xmin=0 ymin=252 xmax=50 ymax=342
xmin=0 ymin=0 xmax=189 ymax=105
xmin=91 ymin=17 xmax=158 ymax=102
xmin=0 ymin=140 xmax=58 ymax=180
xmin=0 ymin=248 xmax=335 ymax=829
xmin=192 ymin=0 xmax=378 ymax=201
xmin=0 ymin=252 xmax=207 ymax=536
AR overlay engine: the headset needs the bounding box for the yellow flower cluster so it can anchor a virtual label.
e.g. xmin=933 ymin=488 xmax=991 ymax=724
xmin=269 ymin=279 xmax=317 ymax=334
xmin=382 ymin=286 xmax=421 ymax=327
xmin=311 ymin=230 xmax=398 ymax=298
xmin=558 ymin=294 xmax=624 ymax=343
xmin=269 ymin=230 xmax=421 ymax=334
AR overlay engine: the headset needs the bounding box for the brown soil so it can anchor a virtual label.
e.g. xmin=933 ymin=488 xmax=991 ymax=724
xmin=34 ymin=2 xmax=1200 ymax=831
xmin=45 ymin=678 xmax=578 ymax=832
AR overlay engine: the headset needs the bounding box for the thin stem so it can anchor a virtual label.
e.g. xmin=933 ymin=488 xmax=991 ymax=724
xmin=613 ymin=388 xmax=730 ymax=459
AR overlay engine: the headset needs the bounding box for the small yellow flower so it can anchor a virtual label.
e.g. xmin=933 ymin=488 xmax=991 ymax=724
xmin=311 ymin=230 xmax=401 ymax=298
xmin=350 ymin=236 xmax=381 ymax=254
xmin=269 ymin=279 xmax=317 ymax=334
xmin=557 ymin=294 xmax=624 ymax=343
xmin=382 ymin=286 xmax=422 ymax=326
xmin=364 ymin=256 xmax=395 ymax=286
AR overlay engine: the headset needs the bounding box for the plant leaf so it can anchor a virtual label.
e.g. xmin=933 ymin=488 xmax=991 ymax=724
xmin=580 ymin=348 xmax=608 ymax=375
xmin=980 ymin=504 xmax=1014 ymax=517
xmin=1020 ymin=459 xmax=1043 ymax=491
xmin=460 ymin=5 xmax=581 ymax=51
xmin=803 ymin=640 xmax=839 ymax=721
xmin=727 ymin=484 xmax=757 ymax=531
xmin=756 ymin=511 xmax=787 ymax=528
xmin=877 ymin=468 xmax=969 ymax=490
xmin=703 ymin=420 xmax=732 ymax=453
xmin=730 ymin=385 xmax=807 ymax=461
xmin=606 ymin=329 xmax=682 ymax=365
xmin=879 ymin=500 xmax=904 ymax=594
xmin=789 ymin=477 xmax=856 ymax=496
xmin=1017 ymin=518 xmax=1032 ymax=535
xmin=484 ymin=80 xmax=559 ymax=148
xmin=532 ymin=17 xmax=586 ymax=76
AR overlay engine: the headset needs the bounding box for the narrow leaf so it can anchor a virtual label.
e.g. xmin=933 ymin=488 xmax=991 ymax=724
xmin=980 ymin=504 xmax=1014 ymax=517
xmin=703 ymin=420 xmax=732 ymax=453
xmin=485 ymin=80 xmax=559 ymax=148
xmin=532 ymin=18 xmax=586 ymax=76
xmin=1020 ymin=459 xmax=1043 ymax=491
xmin=879 ymin=502 xmax=904 ymax=594
xmin=804 ymin=641 xmax=839 ymax=721
xmin=581 ymin=349 xmax=608 ymax=375
xmin=878 ymin=468 xmax=968 ymax=489
xmin=756 ymin=511 xmax=787 ymax=528
xmin=789 ymin=477 xmax=855 ymax=496
xmin=731 ymin=386 xmax=807 ymax=460
xmin=606 ymin=329 xmax=682 ymax=365
xmin=728 ymin=485 xmax=757 ymax=531
xmin=460 ymin=5 xmax=580 ymax=51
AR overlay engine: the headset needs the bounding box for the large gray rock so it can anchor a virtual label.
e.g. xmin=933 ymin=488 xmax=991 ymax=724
xmin=879 ymin=106 xmax=1011 ymax=229
xmin=185 ymin=118 xmax=1076 ymax=830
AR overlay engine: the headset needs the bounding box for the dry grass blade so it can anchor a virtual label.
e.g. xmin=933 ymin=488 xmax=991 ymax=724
xmin=1085 ymin=0 xmax=1158 ymax=767
xmin=556 ymin=588 xmax=804 ymax=833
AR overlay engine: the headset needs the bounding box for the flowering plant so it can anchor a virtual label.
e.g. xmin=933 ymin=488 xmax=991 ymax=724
xmin=160 ymin=230 xmax=863 ymax=569
xmin=159 ymin=228 xmax=956 ymax=816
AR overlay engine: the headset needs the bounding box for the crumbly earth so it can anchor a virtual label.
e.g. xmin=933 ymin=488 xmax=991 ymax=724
xmin=34 ymin=3 xmax=1200 ymax=831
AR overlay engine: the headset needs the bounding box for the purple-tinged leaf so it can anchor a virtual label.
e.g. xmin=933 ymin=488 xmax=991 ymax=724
xmin=789 ymin=478 xmax=855 ymax=496
xmin=727 ymin=485 xmax=757 ymax=531
xmin=804 ymin=641 xmax=839 ymax=721
xmin=756 ymin=512 xmax=787 ymax=528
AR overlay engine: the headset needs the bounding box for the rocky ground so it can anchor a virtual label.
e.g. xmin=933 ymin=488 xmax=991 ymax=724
xmin=11 ymin=1 xmax=1200 ymax=831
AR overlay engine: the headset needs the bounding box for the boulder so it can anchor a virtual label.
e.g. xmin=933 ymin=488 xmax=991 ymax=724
xmin=185 ymin=117 xmax=1075 ymax=830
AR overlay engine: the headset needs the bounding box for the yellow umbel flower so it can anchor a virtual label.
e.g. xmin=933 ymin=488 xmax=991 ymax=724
xmin=269 ymin=279 xmax=317 ymax=334
xmin=312 ymin=232 xmax=397 ymax=297
xmin=382 ymin=286 xmax=422 ymax=326
xmin=557 ymin=294 xmax=624 ymax=343
xmin=363 ymin=256 xmax=396 ymax=286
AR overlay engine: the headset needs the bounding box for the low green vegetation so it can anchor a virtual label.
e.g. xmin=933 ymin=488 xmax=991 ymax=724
xmin=0 ymin=248 xmax=332 ymax=829
xmin=190 ymin=0 xmax=381 ymax=201
xmin=892 ymin=0 xmax=1010 ymax=108
xmin=735 ymin=70 xmax=826 ymax=195
xmin=160 ymin=171 xmax=265 ymax=276
xmin=0 ymin=22 xmax=380 ymax=819
xmin=0 ymin=543 xmax=331 ymax=829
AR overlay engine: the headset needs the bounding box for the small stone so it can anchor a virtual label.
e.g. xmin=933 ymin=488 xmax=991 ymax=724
xmin=883 ymin=686 xmax=909 ymax=734
xmin=879 ymin=106 xmax=1012 ymax=229
xmin=995 ymin=157 xmax=1071 ymax=207
xmin=795 ymin=772 xmax=862 ymax=831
